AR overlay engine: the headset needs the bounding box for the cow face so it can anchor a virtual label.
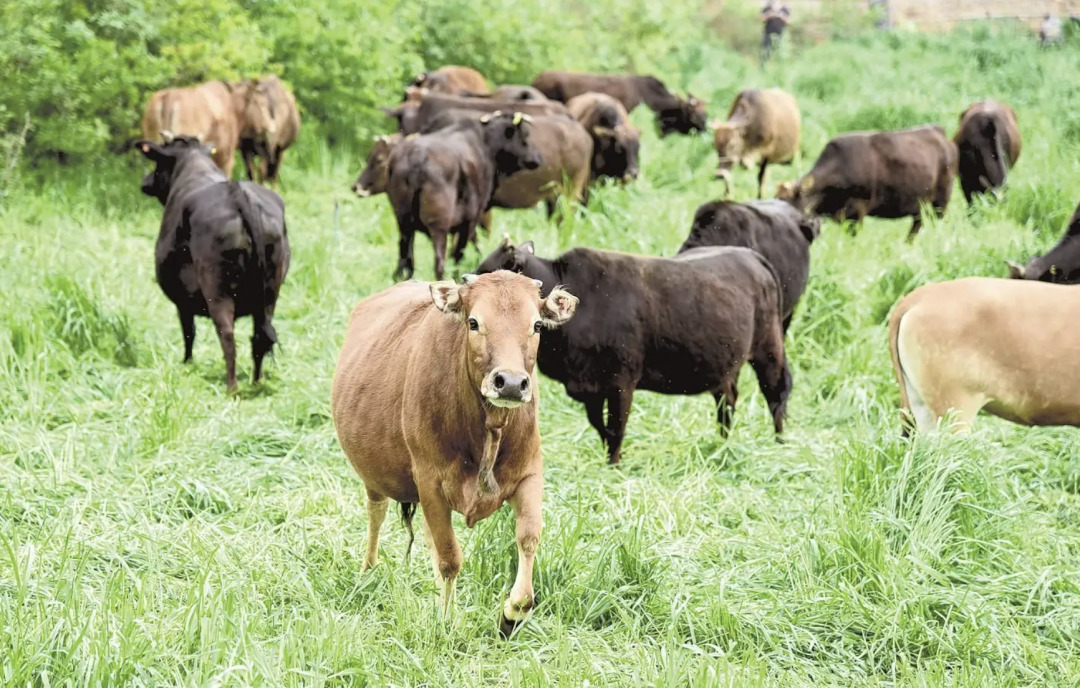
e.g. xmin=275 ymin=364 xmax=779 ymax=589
xmin=430 ymin=271 xmax=577 ymax=408
xmin=134 ymin=135 xmax=214 ymax=205
xmin=475 ymin=235 xmax=537 ymax=275
xmin=1007 ymin=214 xmax=1080 ymax=284
xmin=479 ymin=112 xmax=543 ymax=176
xmin=657 ymin=95 xmax=708 ymax=137
xmin=352 ymin=135 xmax=399 ymax=197
xmin=592 ymin=127 xmax=640 ymax=182
xmin=712 ymin=123 xmax=743 ymax=169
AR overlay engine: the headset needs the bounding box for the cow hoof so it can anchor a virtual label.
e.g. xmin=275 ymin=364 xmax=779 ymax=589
xmin=499 ymin=613 xmax=524 ymax=639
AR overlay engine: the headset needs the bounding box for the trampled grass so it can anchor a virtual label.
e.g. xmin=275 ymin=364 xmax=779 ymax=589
xmin=3 ymin=25 xmax=1080 ymax=687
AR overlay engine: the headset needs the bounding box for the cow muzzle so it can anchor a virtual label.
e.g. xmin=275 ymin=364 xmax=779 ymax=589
xmin=351 ymin=181 xmax=371 ymax=197
xmin=482 ymin=370 xmax=532 ymax=407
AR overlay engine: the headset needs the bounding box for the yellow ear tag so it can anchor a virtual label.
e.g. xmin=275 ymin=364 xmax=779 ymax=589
xmin=513 ymin=112 xmax=524 ymax=126
xmin=210 ymin=146 xmax=217 ymax=155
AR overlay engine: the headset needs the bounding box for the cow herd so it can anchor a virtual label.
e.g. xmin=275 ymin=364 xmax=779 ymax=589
xmin=130 ymin=63 xmax=1080 ymax=636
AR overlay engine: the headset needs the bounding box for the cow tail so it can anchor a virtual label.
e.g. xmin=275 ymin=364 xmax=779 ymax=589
xmin=231 ymin=182 xmax=277 ymax=353
xmin=888 ymin=299 xmax=914 ymax=436
xmin=400 ymin=502 xmax=417 ymax=562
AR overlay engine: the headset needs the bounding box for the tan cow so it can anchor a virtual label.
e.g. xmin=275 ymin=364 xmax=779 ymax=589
xmin=331 ymin=271 xmax=577 ymax=635
xmin=141 ymin=81 xmax=239 ymax=174
xmin=235 ymin=75 xmax=301 ymax=184
xmin=888 ymin=277 xmax=1080 ymax=434
xmin=712 ymin=88 xmax=800 ymax=198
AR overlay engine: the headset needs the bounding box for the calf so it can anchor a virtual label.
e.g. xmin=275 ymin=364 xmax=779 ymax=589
xmin=712 ymin=88 xmax=800 ymax=198
xmin=679 ymin=199 xmax=818 ymax=331
xmin=954 ymin=100 xmax=1021 ymax=203
xmin=777 ymin=125 xmax=956 ymax=240
xmin=331 ymin=271 xmax=577 ymax=635
xmin=477 ymin=238 xmax=790 ymax=463
xmin=135 ymin=134 xmax=289 ymax=392
xmin=235 ymin=75 xmax=301 ymax=185
xmin=1007 ymin=199 xmax=1080 ymax=283
xmin=141 ymin=81 xmax=240 ymax=174
xmin=889 ymin=277 xmax=1080 ymax=433
xmin=566 ymin=92 xmax=641 ymax=182
xmin=531 ymin=71 xmax=707 ymax=136
xmin=386 ymin=113 xmax=541 ymax=280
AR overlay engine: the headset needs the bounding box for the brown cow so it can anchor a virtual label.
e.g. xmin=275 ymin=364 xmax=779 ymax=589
xmin=566 ymin=92 xmax=641 ymax=182
xmin=954 ymin=100 xmax=1021 ymax=203
xmin=531 ymin=71 xmax=707 ymax=136
xmin=235 ymin=75 xmax=301 ymax=185
xmin=777 ymin=125 xmax=956 ymax=241
xmin=141 ymin=81 xmax=240 ymax=174
xmin=408 ymin=66 xmax=489 ymax=96
xmin=712 ymin=88 xmax=800 ymax=198
xmin=331 ymin=271 xmax=578 ymax=635
xmin=888 ymin=277 xmax=1080 ymax=434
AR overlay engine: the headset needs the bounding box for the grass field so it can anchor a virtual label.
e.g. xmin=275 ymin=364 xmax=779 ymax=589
xmin=3 ymin=24 xmax=1080 ymax=687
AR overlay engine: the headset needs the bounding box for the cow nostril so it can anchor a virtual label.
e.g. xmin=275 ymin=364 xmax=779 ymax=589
xmin=520 ymin=377 xmax=529 ymax=392
xmin=494 ymin=374 xmax=505 ymax=390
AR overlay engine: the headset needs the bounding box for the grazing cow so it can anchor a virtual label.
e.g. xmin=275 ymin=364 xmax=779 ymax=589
xmin=141 ymin=81 xmax=240 ymax=174
xmin=134 ymin=135 xmax=289 ymax=392
xmin=777 ymin=125 xmax=957 ymax=241
xmin=383 ymin=93 xmax=569 ymax=136
xmin=889 ymin=277 xmax=1080 ymax=433
xmin=954 ymin=100 xmax=1021 ymax=203
xmin=531 ymin=71 xmax=707 ymax=136
xmin=235 ymin=75 xmax=301 ymax=185
xmin=476 ymin=238 xmax=791 ymax=463
xmin=1006 ymin=200 xmax=1080 ymax=283
xmin=679 ymin=199 xmax=818 ymax=331
xmin=351 ymin=134 xmax=400 ymax=197
xmin=408 ymin=65 xmax=489 ymax=96
xmin=386 ymin=113 xmax=542 ymax=280
xmin=566 ymin=92 xmax=641 ymax=182
xmin=712 ymin=88 xmax=800 ymax=198
xmin=331 ymin=271 xmax=577 ymax=635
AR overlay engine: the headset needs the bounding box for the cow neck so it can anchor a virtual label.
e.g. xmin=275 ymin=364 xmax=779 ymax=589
xmin=636 ymin=76 xmax=678 ymax=113
xmin=517 ymin=253 xmax=561 ymax=298
xmin=169 ymin=153 xmax=227 ymax=203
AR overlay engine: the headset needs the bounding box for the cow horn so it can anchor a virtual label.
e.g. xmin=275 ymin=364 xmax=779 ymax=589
xmin=159 ymin=129 xmax=176 ymax=143
xmin=479 ymin=112 xmax=494 ymax=124
xmin=532 ymin=279 xmax=543 ymax=289
xmin=1005 ymin=260 xmax=1026 ymax=279
xmin=501 ymin=232 xmax=513 ymax=248
xmin=462 ymin=274 xmax=479 ymax=285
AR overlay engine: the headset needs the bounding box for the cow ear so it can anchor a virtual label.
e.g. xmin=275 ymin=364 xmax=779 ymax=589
xmin=1005 ymin=260 xmax=1026 ymax=279
xmin=430 ymin=281 xmax=465 ymax=317
xmin=540 ymin=288 xmax=578 ymax=328
xmin=501 ymin=233 xmax=513 ymax=249
xmin=520 ymin=241 xmax=535 ymax=255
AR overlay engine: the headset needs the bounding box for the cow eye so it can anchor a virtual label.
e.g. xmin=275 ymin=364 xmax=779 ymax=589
xmin=467 ymin=317 xmax=479 ymax=331
xmin=533 ymin=320 xmax=542 ymax=333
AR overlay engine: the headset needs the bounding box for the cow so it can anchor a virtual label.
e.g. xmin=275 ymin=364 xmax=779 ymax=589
xmin=134 ymin=134 xmax=289 ymax=392
xmin=476 ymin=238 xmax=791 ymax=464
xmin=712 ymin=88 xmax=800 ymax=198
xmin=679 ymin=199 xmax=818 ymax=331
xmin=531 ymin=71 xmax=707 ymax=136
xmin=776 ymin=125 xmax=957 ymax=241
xmin=566 ymin=92 xmax=641 ymax=182
xmin=351 ymin=134 xmax=400 ymax=198
xmin=382 ymin=93 xmax=569 ymax=136
xmin=888 ymin=277 xmax=1080 ymax=434
xmin=954 ymin=100 xmax=1021 ymax=204
xmin=467 ymin=85 xmax=549 ymax=102
xmin=141 ymin=81 xmax=240 ymax=174
xmin=1006 ymin=199 xmax=1080 ymax=283
xmin=331 ymin=271 xmax=578 ymax=636
xmin=386 ymin=113 xmax=542 ymax=281
xmin=235 ymin=75 xmax=301 ymax=185
xmin=407 ymin=65 xmax=489 ymax=96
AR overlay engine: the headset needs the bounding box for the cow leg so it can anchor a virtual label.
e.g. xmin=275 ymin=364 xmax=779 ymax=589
xmin=583 ymin=395 xmax=607 ymax=447
xmin=752 ymin=352 xmax=791 ymax=437
xmin=252 ymin=304 xmax=277 ymax=384
xmin=501 ymin=473 xmax=543 ymax=637
xmin=757 ymin=161 xmax=769 ymax=199
xmin=479 ymin=211 xmax=493 ymax=236
xmin=419 ymin=485 xmax=462 ymax=618
xmin=713 ymin=378 xmax=739 ymax=437
xmin=906 ymin=215 xmax=923 ymax=243
xmin=241 ymin=145 xmax=256 ymax=182
xmin=178 ymin=308 xmax=196 ymax=363
xmin=394 ymin=227 xmax=416 ymax=281
xmin=605 ymin=386 xmax=636 ymax=465
xmin=266 ymin=147 xmax=283 ymax=185
xmin=363 ymin=489 xmax=389 ymax=570
xmin=451 ymin=222 xmax=472 ymax=264
xmin=208 ymin=298 xmax=238 ymax=393
xmin=432 ymin=231 xmax=448 ymax=281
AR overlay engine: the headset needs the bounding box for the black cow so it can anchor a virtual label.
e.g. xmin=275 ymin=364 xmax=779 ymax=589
xmin=476 ymin=238 xmax=790 ymax=463
xmin=1007 ymin=200 xmax=1080 ymax=283
xmin=531 ymin=71 xmax=707 ymax=137
xmin=135 ymin=135 xmax=289 ymax=392
xmin=954 ymin=100 xmax=1022 ymax=204
xmin=386 ymin=113 xmax=541 ymax=281
xmin=679 ymin=199 xmax=818 ymax=331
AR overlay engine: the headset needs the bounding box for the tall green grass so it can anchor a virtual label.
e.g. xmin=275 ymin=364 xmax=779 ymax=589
xmin=2 ymin=23 xmax=1080 ymax=687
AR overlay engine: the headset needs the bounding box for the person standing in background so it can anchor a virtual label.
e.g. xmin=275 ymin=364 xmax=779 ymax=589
xmin=761 ymin=1 xmax=791 ymax=67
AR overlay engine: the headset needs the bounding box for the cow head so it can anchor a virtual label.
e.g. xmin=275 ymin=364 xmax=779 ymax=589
xmin=133 ymin=134 xmax=215 ymax=204
xmin=352 ymin=134 xmax=400 ymax=197
xmin=1006 ymin=206 xmax=1080 ymax=284
xmin=776 ymin=175 xmax=818 ymax=214
xmin=590 ymin=125 xmax=640 ymax=182
xmin=475 ymin=234 xmax=539 ymax=276
xmin=430 ymin=271 xmax=577 ymax=408
xmin=657 ymin=94 xmax=708 ymax=137
xmin=479 ymin=112 xmax=543 ymax=176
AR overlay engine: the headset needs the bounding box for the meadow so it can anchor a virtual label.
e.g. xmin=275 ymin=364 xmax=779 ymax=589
xmin=4 ymin=19 xmax=1080 ymax=687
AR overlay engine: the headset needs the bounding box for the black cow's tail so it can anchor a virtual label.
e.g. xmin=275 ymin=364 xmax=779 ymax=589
xmin=401 ymin=502 xmax=417 ymax=563
xmin=231 ymin=181 xmax=277 ymax=353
